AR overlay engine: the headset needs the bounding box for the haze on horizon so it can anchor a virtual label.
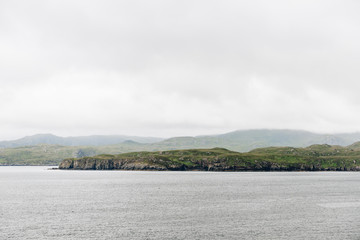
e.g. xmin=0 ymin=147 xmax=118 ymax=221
xmin=1 ymin=0 xmax=360 ymax=141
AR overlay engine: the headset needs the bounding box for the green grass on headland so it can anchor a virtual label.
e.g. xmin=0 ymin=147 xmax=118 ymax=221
xmin=59 ymin=145 xmax=360 ymax=171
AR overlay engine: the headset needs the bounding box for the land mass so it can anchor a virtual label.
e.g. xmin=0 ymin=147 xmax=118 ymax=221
xmin=0 ymin=133 xmax=162 ymax=148
xmin=59 ymin=143 xmax=360 ymax=171
xmin=4 ymin=129 xmax=360 ymax=166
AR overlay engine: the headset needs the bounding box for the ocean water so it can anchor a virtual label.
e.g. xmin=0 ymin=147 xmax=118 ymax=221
xmin=1 ymin=167 xmax=360 ymax=240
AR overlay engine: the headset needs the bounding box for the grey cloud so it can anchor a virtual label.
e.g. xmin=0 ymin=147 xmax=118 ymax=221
xmin=1 ymin=0 xmax=360 ymax=139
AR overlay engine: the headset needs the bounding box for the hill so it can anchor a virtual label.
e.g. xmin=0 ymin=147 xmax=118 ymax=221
xmin=0 ymin=145 xmax=99 ymax=166
xmin=4 ymin=129 xmax=360 ymax=166
xmin=3 ymin=130 xmax=360 ymax=151
xmin=0 ymin=134 xmax=163 ymax=148
xmin=146 ymin=129 xmax=360 ymax=152
xmin=59 ymin=145 xmax=360 ymax=171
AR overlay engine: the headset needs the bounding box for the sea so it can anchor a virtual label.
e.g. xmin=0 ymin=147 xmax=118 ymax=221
xmin=1 ymin=166 xmax=360 ymax=240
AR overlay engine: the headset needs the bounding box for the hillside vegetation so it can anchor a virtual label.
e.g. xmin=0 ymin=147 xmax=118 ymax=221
xmin=0 ymin=145 xmax=98 ymax=166
xmin=59 ymin=144 xmax=360 ymax=171
xmin=4 ymin=129 xmax=360 ymax=166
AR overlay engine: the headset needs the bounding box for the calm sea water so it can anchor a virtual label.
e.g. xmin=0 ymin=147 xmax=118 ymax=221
xmin=1 ymin=167 xmax=360 ymax=240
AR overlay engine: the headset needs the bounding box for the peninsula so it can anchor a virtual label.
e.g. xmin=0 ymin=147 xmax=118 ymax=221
xmin=59 ymin=143 xmax=360 ymax=171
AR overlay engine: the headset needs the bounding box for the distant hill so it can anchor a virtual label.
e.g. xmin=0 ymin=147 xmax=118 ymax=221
xmin=149 ymin=129 xmax=360 ymax=152
xmin=3 ymin=129 xmax=360 ymax=165
xmin=0 ymin=134 xmax=163 ymax=148
xmin=0 ymin=144 xmax=98 ymax=166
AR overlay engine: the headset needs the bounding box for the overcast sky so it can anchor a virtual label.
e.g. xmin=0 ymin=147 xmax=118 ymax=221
xmin=1 ymin=0 xmax=360 ymax=140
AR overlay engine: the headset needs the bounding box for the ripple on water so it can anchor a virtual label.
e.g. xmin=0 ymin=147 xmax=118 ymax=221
xmin=1 ymin=167 xmax=360 ymax=240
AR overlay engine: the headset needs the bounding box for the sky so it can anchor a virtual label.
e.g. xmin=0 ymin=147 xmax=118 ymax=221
xmin=1 ymin=0 xmax=360 ymax=140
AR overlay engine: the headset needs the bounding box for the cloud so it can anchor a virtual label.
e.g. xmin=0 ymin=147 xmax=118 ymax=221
xmin=1 ymin=0 xmax=360 ymax=139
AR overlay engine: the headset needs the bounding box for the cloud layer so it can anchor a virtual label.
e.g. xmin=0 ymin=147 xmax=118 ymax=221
xmin=1 ymin=0 xmax=360 ymax=140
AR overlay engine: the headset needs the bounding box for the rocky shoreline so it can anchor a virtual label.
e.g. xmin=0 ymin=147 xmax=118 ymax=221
xmin=59 ymin=158 xmax=360 ymax=171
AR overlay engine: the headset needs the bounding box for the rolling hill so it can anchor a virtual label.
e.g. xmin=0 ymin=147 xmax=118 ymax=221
xmin=0 ymin=134 xmax=163 ymax=148
xmin=3 ymin=129 xmax=360 ymax=165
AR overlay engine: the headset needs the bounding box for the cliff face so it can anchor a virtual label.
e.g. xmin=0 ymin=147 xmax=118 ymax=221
xmin=58 ymin=147 xmax=360 ymax=171
xmin=59 ymin=157 xmax=360 ymax=171
xmin=59 ymin=157 xmax=167 ymax=170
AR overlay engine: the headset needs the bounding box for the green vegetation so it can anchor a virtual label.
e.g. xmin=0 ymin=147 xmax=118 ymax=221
xmin=59 ymin=144 xmax=360 ymax=171
xmin=0 ymin=145 xmax=99 ymax=166
xmin=4 ymin=129 xmax=360 ymax=166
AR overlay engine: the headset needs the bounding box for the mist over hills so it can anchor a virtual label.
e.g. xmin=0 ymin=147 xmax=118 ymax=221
xmin=0 ymin=134 xmax=163 ymax=148
xmin=157 ymin=129 xmax=358 ymax=152
xmin=2 ymin=130 xmax=360 ymax=151
xmin=3 ymin=129 xmax=360 ymax=166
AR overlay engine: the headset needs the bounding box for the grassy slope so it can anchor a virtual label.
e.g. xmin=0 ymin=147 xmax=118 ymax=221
xmin=3 ymin=130 xmax=360 ymax=166
xmin=0 ymin=145 xmax=98 ymax=165
xmin=60 ymin=145 xmax=360 ymax=171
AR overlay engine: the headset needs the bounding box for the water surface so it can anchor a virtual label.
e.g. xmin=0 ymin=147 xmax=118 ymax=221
xmin=1 ymin=167 xmax=360 ymax=239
